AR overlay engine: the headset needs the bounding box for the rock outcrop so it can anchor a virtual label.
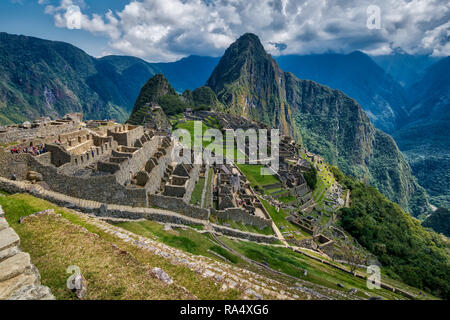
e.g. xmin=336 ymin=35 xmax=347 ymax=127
xmin=0 ymin=205 xmax=55 ymax=300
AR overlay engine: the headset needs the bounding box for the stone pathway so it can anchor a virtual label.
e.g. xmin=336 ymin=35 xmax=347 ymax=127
xmin=0 ymin=205 xmax=54 ymax=300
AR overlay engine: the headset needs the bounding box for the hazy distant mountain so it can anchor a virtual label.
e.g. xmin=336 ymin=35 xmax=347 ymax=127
xmin=206 ymin=33 xmax=429 ymax=216
xmin=393 ymin=57 xmax=450 ymax=208
xmin=371 ymin=53 xmax=441 ymax=88
xmin=152 ymin=55 xmax=220 ymax=93
xmin=276 ymin=52 xmax=408 ymax=133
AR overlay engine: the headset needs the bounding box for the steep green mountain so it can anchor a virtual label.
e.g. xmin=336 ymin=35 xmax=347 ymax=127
xmin=127 ymin=74 xmax=181 ymax=124
xmin=423 ymin=208 xmax=450 ymax=237
xmin=182 ymin=86 xmax=224 ymax=111
xmin=0 ymin=33 xmax=219 ymax=124
xmin=206 ymin=33 xmax=429 ymax=216
xmin=371 ymin=52 xmax=441 ymax=88
xmin=276 ymin=52 xmax=408 ymax=133
xmin=393 ymin=57 xmax=450 ymax=208
xmin=332 ymin=166 xmax=450 ymax=299
xmin=127 ymin=74 xmax=223 ymax=125
xmin=0 ymin=32 xmax=131 ymax=123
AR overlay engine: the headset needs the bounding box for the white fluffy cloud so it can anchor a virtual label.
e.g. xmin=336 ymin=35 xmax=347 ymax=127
xmin=42 ymin=0 xmax=450 ymax=61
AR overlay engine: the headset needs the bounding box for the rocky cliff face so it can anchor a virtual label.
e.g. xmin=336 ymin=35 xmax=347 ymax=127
xmin=277 ymin=52 xmax=409 ymax=133
xmin=207 ymin=33 xmax=429 ymax=216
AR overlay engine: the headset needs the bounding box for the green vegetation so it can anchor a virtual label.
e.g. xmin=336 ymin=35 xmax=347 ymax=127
xmin=278 ymin=195 xmax=296 ymax=204
xmin=203 ymin=167 xmax=214 ymax=208
xmin=422 ymin=207 xmax=450 ymax=237
xmin=331 ymin=166 xmax=450 ymax=299
xmin=190 ymin=177 xmax=205 ymax=205
xmin=209 ymin=214 xmax=274 ymax=236
xmin=0 ymin=193 xmax=240 ymax=300
xmin=260 ymin=199 xmax=309 ymax=240
xmin=219 ymin=237 xmax=413 ymax=300
xmin=236 ymin=164 xmax=280 ymax=191
xmin=303 ymin=166 xmax=318 ymax=190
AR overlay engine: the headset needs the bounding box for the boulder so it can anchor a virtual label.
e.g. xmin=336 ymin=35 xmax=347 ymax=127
xmin=8 ymin=284 xmax=55 ymax=300
xmin=26 ymin=171 xmax=43 ymax=182
xmin=151 ymin=267 xmax=173 ymax=285
xmin=135 ymin=171 xmax=149 ymax=186
xmin=68 ymin=274 xmax=88 ymax=299
xmin=0 ymin=252 xmax=30 ymax=282
xmin=0 ymin=227 xmax=20 ymax=252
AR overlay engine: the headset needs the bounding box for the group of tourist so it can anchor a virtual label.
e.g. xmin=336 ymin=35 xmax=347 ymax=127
xmin=10 ymin=144 xmax=47 ymax=156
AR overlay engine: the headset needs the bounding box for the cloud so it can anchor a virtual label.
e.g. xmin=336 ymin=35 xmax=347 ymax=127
xmin=42 ymin=0 xmax=450 ymax=61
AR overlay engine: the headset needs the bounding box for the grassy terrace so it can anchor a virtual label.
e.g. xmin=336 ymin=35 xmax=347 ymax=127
xmin=0 ymin=193 xmax=241 ymax=300
xmin=236 ymin=164 xmax=281 ymax=191
xmin=209 ymin=214 xmax=274 ymax=236
xmin=260 ymin=199 xmax=310 ymax=241
xmin=189 ymin=177 xmax=205 ymax=206
xmin=174 ymin=120 xmax=246 ymax=161
xmin=218 ymin=237 xmax=416 ymax=300
xmin=203 ymin=167 xmax=214 ymax=208
xmin=313 ymin=162 xmax=337 ymax=206
xmin=0 ymin=191 xmax=432 ymax=300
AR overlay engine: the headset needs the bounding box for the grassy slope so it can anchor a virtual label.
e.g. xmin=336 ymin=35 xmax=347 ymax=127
xmin=0 ymin=192 xmax=435 ymax=300
xmin=0 ymin=193 xmax=240 ymax=300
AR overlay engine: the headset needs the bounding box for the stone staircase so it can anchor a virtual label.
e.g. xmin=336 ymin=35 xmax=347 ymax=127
xmin=0 ymin=205 xmax=54 ymax=300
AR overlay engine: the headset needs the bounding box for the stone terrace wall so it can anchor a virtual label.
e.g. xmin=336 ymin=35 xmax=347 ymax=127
xmin=146 ymin=143 xmax=174 ymax=195
xmin=115 ymin=136 xmax=161 ymax=185
xmin=148 ymin=194 xmax=209 ymax=220
xmin=0 ymin=178 xmax=280 ymax=244
xmin=213 ymin=208 xmax=272 ymax=229
xmin=211 ymin=223 xmax=279 ymax=244
xmin=0 ymin=205 xmax=55 ymax=300
xmin=0 ymin=153 xmax=148 ymax=207
xmin=183 ymin=164 xmax=201 ymax=203
xmin=0 ymin=122 xmax=79 ymax=144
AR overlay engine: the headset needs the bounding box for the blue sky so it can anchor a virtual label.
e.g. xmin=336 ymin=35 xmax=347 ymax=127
xmin=0 ymin=0 xmax=448 ymax=62
xmin=0 ymin=0 xmax=129 ymax=57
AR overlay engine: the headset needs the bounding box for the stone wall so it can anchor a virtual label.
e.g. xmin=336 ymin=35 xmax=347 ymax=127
xmin=114 ymin=136 xmax=161 ymax=185
xmin=145 ymin=142 xmax=173 ymax=195
xmin=148 ymin=194 xmax=209 ymax=220
xmin=0 ymin=205 xmax=55 ymax=300
xmin=0 ymin=153 xmax=148 ymax=207
xmin=107 ymin=125 xmax=144 ymax=147
xmin=211 ymin=223 xmax=279 ymax=244
xmin=213 ymin=208 xmax=272 ymax=229
xmin=183 ymin=164 xmax=201 ymax=203
xmin=0 ymin=121 xmax=79 ymax=145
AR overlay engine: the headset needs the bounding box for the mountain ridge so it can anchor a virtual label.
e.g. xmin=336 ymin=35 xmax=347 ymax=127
xmin=206 ymin=33 xmax=429 ymax=216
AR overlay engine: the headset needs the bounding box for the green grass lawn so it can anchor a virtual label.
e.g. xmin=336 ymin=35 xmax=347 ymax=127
xmin=203 ymin=167 xmax=214 ymax=208
xmin=209 ymin=214 xmax=274 ymax=236
xmin=260 ymin=199 xmax=310 ymax=240
xmin=0 ymin=193 xmax=241 ymax=300
xmin=174 ymin=120 xmax=246 ymax=161
xmin=219 ymin=236 xmax=415 ymax=300
xmin=115 ymin=219 xmax=242 ymax=264
xmin=189 ymin=177 xmax=205 ymax=205
xmin=236 ymin=164 xmax=281 ymax=191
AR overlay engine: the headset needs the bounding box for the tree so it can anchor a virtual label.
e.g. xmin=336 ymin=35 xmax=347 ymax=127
xmin=340 ymin=239 xmax=364 ymax=274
